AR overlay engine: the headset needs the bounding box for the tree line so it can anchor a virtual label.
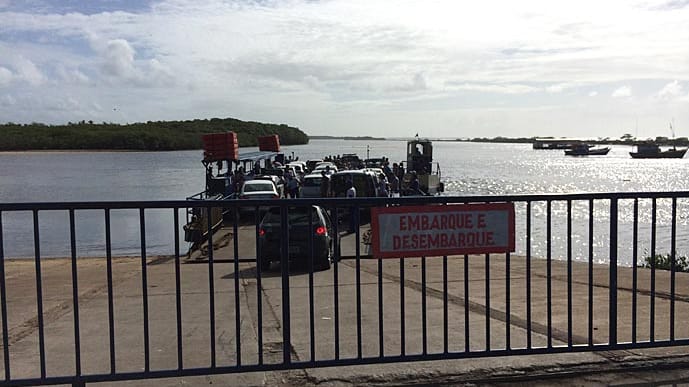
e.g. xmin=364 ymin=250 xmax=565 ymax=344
xmin=0 ymin=117 xmax=309 ymax=151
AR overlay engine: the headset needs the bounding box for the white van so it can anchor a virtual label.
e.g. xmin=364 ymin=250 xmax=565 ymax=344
xmin=301 ymin=173 xmax=326 ymax=198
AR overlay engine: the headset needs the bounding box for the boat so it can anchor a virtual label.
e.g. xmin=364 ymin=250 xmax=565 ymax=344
xmin=629 ymin=143 xmax=687 ymax=159
xmin=400 ymin=136 xmax=444 ymax=195
xmin=564 ymin=144 xmax=610 ymax=156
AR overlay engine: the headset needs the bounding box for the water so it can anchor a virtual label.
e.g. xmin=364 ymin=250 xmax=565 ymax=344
xmin=2 ymin=140 xmax=689 ymax=264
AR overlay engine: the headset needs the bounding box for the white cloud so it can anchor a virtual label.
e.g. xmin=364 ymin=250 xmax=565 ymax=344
xmin=0 ymin=66 xmax=12 ymax=85
xmin=657 ymin=80 xmax=684 ymax=100
xmin=101 ymin=39 xmax=136 ymax=78
xmin=612 ymin=86 xmax=632 ymax=98
xmin=589 ymin=91 xmax=598 ymax=97
xmin=13 ymin=57 xmax=44 ymax=86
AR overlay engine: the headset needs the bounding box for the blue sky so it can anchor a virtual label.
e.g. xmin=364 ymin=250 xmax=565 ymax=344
xmin=1 ymin=0 xmax=689 ymax=139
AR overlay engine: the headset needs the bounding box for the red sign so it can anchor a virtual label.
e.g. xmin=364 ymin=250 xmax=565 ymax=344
xmin=371 ymin=203 xmax=515 ymax=258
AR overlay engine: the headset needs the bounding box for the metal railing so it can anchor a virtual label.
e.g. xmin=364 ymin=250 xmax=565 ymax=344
xmin=1 ymin=192 xmax=689 ymax=385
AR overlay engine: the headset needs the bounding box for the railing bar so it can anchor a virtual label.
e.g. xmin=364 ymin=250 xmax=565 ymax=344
xmin=0 ymin=212 xmax=10 ymax=381
xmin=233 ymin=205 xmax=242 ymax=366
xmin=378 ymin=255 xmax=384 ymax=358
xmin=280 ymin=205 xmax=291 ymax=364
xmin=139 ymin=208 xmax=150 ymax=372
xmin=206 ymin=206 xmax=216 ymax=368
xmin=422 ymin=256 xmax=427 ymax=355
xmin=632 ymin=199 xmax=638 ymax=344
xmin=332 ymin=205 xmax=340 ymax=360
xmin=546 ymin=200 xmax=552 ymax=348
xmin=526 ymin=202 xmax=532 ymax=349
xmin=670 ymin=197 xmax=677 ymax=341
xmin=609 ymin=198 xmax=618 ymax=345
xmin=33 ymin=210 xmax=46 ymax=378
xmin=105 ymin=209 xmax=116 ymax=374
xmin=254 ymin=206 xmax=264 ymax=365
xmin=443 ymin=255 xmax=448 ymax=354
xmin=484 ymin=253 xmax=490 ymax=351
xmin=464 ymin=254 xmax=470 ymax=353
xmin=308 ymin=208 xmax=315 ymax=362
xmin=355 ymin=208 xmax=362 ymax=359
xmin=173 ymin=209 xmax=183 ymax=370
xmin=588 ymin=199 xmax=594 ymax=347
xmin=69 ymin=209 xmax=81 ymax=376
xmin=651 ymin=198 xmax=656 ymax=342
xmin=400 ymin=258 xmax=405 ymax=356
xmin=567 ymin=200 xmax=572 ymax=348
xmin=505 ymin=251 xmax=510 ymax=350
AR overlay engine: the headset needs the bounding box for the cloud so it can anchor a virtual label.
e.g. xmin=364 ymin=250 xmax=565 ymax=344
xmin=612 ymin=86 xmax=632 ymax=98
xmin=589 ymin=91 xmax=598 ymax=97
xmin=12 ymin=57 xmax=44 ymax=85
xmin=101 ymin=39 xmax=136 ymax=78
xmin=0 ymin=66 xmax=12 ymax=85
xmin=656 ymin=80 xmax=684 ymax=100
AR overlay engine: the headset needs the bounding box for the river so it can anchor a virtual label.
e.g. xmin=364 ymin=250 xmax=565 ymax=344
xmin=2 ymin=139 xmax=689 ymax=265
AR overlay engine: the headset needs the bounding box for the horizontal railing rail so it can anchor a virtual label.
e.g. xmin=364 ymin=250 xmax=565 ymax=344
xmin=1 ymin=191 xmax=689 ymax=386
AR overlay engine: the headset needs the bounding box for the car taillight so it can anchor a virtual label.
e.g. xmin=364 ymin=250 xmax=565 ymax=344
xmin=315 ymin=226 xmax=326 ymax=235
xmin=259 ymin=228 xmax=266 ymax=236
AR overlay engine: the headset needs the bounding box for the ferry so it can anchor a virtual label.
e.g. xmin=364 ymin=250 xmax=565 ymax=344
xmin=183 ymin=132 xmax=445 ymax=248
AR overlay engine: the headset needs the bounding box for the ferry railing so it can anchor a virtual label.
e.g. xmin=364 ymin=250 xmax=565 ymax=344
xmin=1 ymin=192 xmax=689 ymax=385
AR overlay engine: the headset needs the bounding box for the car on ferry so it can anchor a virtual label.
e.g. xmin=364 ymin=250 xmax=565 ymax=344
xmin=258 ymin=205 xmax=337 ymax=271
xmin=301 ymin=173 xmax=327 ymax=198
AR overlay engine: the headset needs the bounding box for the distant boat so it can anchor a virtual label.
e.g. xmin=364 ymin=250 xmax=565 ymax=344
xmin=629 ymin=143 xmax=687 ymax=159
xmin=564 ymin=144 xmax=610 ymax=156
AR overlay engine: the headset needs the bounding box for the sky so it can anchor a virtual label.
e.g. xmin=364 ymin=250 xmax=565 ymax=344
xmin=1 ymin=0 xmax=689 ymax=139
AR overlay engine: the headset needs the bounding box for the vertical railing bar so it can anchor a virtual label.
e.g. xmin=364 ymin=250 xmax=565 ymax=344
xmin=378 ymin=256 xmax=384 ymax=358
xmin=588 ymin=199 xmax=594 ymax=347
xmin=332 ymin=205 xmax=340 ymax=360
xmin=670 ymin=197 xmax=677 ymax=341
xmin=254 ymin=206 xmax=264 ymax=365
xmin=484 ymin=253 xmax=490 ymax=351
xmin=632 ymin=199 xmax=638 ymax=344
xmin=355 ymin=207 xmax=362 ymax=359
xmin=173 ymin=209 xmax=183 ymax=370
xmin=464 ymin=254 xmax=470 ymax=353
xmin=567 ymin=199 xmax=572 ymax=348
xmin=421 ymin=256 xmax=427 ymax=356
xmin=526 ymin=202 xmax=532 ymax=349
xmin=105 ymin=209 xmax=116 ymax=373
xmin=280 ymin=205 xmax=291 ymax=364
xmin=69 ymin=209 xmax=82 ymax=376
xmin=650 ymin=198 xmax=656 ymax=342
xmin=443 ymin=255 xmax=448 ymax=354
xmin=546 ymin=200 xmax=552 ymax=348
xmin=233 ymin=205 xmax=242 ymax=366
xmin=308 ymin=207 xmax=315 ymax=362
xmin=33 ymin=210 xmax=46 ymax=378
xmin=206 ymin=206 xmax=216 ymax=367
xmin=400 ymin=258 xmax=406 ymax=356
xmin=0 ymin=212 xmax=10 ymax=381
xmin=139 ymin=208 xmax=150 ymax=372
xmin=505 ymin=251 xmax=511 ymax=351
xmin=609 ymin=198 xmax=618 ymax=345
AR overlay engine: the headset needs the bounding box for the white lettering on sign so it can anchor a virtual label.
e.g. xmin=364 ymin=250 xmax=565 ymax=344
xmin=371 ymin=203 xmax=515 ymax=258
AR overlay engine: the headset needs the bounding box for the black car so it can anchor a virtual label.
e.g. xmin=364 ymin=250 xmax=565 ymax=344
xmin=258 ymin=205 xmax=338 ymax=271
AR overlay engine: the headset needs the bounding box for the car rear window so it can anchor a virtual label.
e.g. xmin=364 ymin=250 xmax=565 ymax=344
xmin=303 ymin=177 xmax=322 ymax=187
xmin=244 ymin=182 xmax=274 ymax=192
xmin=263 ymin=207 xmax=318 ymax=224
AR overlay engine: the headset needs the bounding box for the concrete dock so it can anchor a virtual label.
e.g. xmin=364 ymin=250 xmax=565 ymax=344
xmin=3 ymin=223 xmax=689 ymax=386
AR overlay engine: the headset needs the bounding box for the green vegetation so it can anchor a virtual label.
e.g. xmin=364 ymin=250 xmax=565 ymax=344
xmin=641 ymin=253 xmax=689 ymax=272
xmin=0 ymin=118 xmax=309 ymax=151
